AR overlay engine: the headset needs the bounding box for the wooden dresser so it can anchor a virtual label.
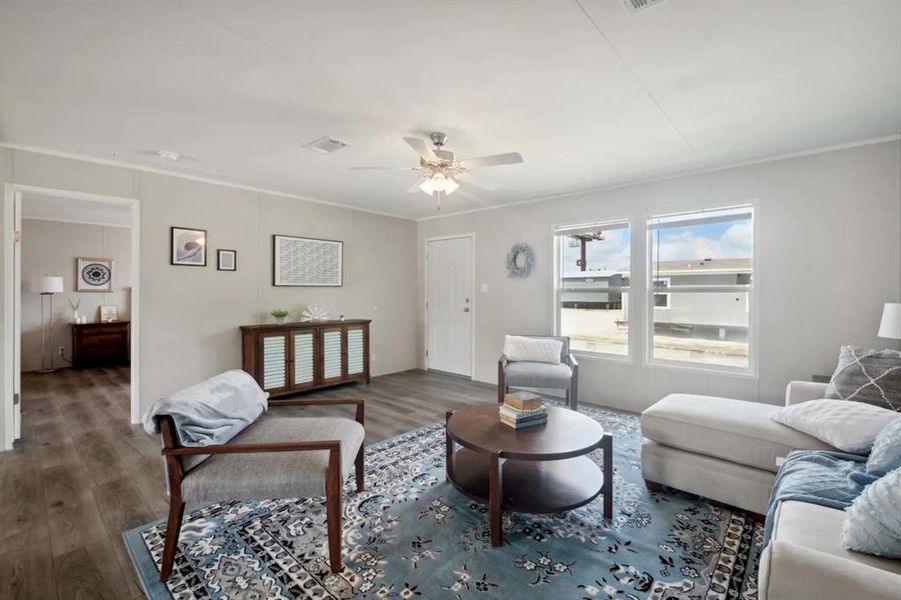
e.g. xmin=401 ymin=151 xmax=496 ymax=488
xmin=240 ymin=320 xmax=370 ymax=398
xmin=71 ymin=321 xmax=130 ymax=369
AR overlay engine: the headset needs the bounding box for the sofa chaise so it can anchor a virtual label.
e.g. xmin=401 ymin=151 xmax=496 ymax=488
xmin=641 ymin=381 xmax=901 ymax=600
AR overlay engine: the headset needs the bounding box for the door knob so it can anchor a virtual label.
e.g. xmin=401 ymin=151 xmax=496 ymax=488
xmin=463 ymin=307 xmax=470 ymax=312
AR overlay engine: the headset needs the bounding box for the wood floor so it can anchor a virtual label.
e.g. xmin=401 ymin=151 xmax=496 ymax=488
xmin=0 ymin=367 xmax=497 ymax=599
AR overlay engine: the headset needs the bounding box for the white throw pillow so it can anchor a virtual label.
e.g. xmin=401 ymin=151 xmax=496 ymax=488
xmin=503 ymin=335 xmax=562 ymax=364
xmin=770 ymin=399 xmax=901 ymax=454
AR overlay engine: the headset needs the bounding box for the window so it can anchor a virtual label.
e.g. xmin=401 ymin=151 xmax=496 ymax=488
xmin=648 ymin=206 xmax=754 ymax=370
xmin=555 ymin=219 xmax=630 ymax=356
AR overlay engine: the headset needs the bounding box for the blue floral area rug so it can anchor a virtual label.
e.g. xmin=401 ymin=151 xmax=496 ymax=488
xmin=124 ymin=404 xmax=763 ymax=599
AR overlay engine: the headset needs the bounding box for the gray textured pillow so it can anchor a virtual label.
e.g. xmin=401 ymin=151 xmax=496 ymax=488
xmin=825 ymin=346 xmax=901 ymax=412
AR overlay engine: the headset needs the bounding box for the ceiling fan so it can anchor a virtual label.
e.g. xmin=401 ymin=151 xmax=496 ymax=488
xmin=351 ymin=132 xmax=523 ymax=211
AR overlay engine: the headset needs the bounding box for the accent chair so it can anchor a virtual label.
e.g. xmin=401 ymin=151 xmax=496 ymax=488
xmin=497 ymin=335 xmax=579 ymax=409
xmin=156 ymin=397 xmax=365 ymax=581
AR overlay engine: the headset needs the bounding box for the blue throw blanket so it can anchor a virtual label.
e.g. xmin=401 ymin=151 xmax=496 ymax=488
xmin=142 ymin=369 xmax=269 ymax=472
xmin=764 ymin=450 xmax=879 ymax=543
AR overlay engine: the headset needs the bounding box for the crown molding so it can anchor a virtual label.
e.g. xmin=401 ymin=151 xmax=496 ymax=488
xmin=0 ymin=142 xmax=414 ymax=221
xmin=3 ymin=135 xmax=897 ymax=224
xmin=417 ymin=134 xmax=901 ymax=222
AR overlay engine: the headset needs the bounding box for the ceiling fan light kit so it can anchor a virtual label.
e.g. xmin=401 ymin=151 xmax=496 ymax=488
xmin=353 ymin=131 xmax=523 ymax=211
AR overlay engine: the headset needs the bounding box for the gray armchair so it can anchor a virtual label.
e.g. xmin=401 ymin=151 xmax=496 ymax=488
xmin=156 ymin=397 xmax=365 ymax=580
xmin=497 ymin=335 xmax=579 ymax=409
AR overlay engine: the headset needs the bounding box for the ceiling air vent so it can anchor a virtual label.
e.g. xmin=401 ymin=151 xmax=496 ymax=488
xmin=622 ymin=0 xmax=669 ymax=13
xmin=303 ymin=136 xmax=350 ymax=155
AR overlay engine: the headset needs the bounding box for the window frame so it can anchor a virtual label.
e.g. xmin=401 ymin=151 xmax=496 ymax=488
xmin=644 ymin=204 xmax=757 ymax=377
xmin=552 ymin=217 xmax=633 ymax=362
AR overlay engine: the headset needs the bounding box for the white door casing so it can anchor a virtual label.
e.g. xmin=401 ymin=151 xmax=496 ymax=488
xmin=2 ymin=183 xmax=141 ymax=450
xmin=12 ymin=191 xmax=21 ymax=439
xmin=426 ymin=235 xmax=473 ymax=377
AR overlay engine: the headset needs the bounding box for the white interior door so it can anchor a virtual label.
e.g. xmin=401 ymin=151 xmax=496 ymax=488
xmin=12 ymin=192 xmax=21 ymax=440
xmin=427 ymin=236 xmax=473 ymax=377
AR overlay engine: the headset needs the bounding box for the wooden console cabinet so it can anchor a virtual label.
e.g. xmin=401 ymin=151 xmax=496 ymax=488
xmin=240 ymin=320 xmax=370 ymax=397
xmin=72 ymin=321 xmax=130 ymax=369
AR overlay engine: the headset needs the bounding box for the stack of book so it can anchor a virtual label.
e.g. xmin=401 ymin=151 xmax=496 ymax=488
xmin=499 ymin=391 xmax=547 ymax=430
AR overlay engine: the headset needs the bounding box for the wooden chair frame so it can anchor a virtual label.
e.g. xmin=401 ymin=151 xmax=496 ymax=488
xmin=158 ymin=397 xmax=365 ymax=581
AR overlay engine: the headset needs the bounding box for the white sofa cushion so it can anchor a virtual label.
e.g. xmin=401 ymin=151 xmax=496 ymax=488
xmin=642 ymin=394 xmax=835 ymax=473
xmin=759 ymin=540 xmax=901 ymax=600
xmin=503 ymin=335 xmax=562 ymax=364
xmin=770 ymin=399 xmax=901 ymax=454
xmin=771 ymin=500 xmax=901 ymax=575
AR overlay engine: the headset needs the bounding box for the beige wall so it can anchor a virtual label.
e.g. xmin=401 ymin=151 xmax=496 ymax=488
xmin=417 ymin=140 xmax=901 ymax=412
xmin=20 ymin=218 xmax=131 ymax=371
xmin=0 ymin=148 xmax=419 ymax=445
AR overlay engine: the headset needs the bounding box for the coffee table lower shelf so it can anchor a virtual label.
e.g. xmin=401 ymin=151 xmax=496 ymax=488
xmin=447 ymin=448 xmax=604 ymax=545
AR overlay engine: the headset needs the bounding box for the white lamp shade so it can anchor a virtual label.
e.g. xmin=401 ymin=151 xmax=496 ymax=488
xmin=877 ymin=302 xmax=901 ymax=339
xmin=29 ymin=276 xmax=63 ymax=294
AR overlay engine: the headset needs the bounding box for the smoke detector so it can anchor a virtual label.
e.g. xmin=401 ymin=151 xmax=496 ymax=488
xmin=622 ymin=0 xmax=669 ymax=13
xmin=304 ymin=136 xmax=350 ymax=154
xmin=157 ymin=150 xmax=180 ymax=162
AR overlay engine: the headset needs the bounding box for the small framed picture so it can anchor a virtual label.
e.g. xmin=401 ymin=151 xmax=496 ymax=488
xmin=171 ymin=226 xmax=207 ymax=267
xmin=77 ymin=257 xmax=113 ymax=292
xmin=217 ymin=249 xmax=237 ymax=271
xmin=99 ymin=305 xmax=118 ymax=322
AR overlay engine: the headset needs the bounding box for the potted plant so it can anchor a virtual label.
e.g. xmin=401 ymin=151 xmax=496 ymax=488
xmin=270 ymin=309 xmax=289 ymax=325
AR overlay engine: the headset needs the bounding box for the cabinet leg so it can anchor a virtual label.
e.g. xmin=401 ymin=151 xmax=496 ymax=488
xmin=489 ymin=452 xmax=503 ymax=546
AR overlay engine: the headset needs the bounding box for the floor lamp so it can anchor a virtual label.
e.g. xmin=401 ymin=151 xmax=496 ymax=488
xmin=30 ymin=276 xmax=64 ymax=374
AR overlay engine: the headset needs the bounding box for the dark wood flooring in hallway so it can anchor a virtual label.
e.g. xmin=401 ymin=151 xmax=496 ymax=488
xmin=0 ymin=367 xmax=496 ymax=599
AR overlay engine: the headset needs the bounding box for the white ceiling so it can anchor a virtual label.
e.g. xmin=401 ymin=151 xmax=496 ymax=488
xmin=22 ymin=193 xmax=131 ymax=227
xmin=1 ymin=1 xmax=899 ymax=219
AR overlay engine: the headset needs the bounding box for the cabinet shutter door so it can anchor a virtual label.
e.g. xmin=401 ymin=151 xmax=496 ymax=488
xmin=261 ymin=335 xmax=287 ymax=390
xmin=293 ymin=332 xmax=315 ymax=386
xmin=347 ymin=327 xmax=365 ymax=375
xmin=322 ymin=329 xmax=343 ymax=380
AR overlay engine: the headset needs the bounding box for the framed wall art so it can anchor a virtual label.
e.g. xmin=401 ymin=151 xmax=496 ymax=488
xmin=99 ymin=305 xmax=119 ymax=322
xmin=77 ymin=257 xmax=113 ymax=292
xmin=273 ymin=235 xmax=343 ymax=287
xmin=171 ymin=226 xmax=207 ymax=266
xmin=217 ymin=249 xmax=237 ymax=271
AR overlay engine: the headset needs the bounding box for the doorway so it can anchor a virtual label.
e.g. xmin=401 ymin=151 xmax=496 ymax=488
xmin=425 ymin=234 xmax=474 ymax=377
xmin=2 ymin=184 xmax=140 ymax=449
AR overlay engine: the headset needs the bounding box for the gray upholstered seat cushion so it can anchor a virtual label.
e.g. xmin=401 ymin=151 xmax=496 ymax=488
xmin=181 ymin=415 xmax=364 ymax=502
xmin=504 ymin=361 xmax=573 ymax=388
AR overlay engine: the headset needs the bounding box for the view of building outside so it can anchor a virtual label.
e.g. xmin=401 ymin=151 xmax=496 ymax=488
xmin=557 ymin=221 xmax=630 ymax=355
xmin=557 ymin=207 xmax=753 ymax=369
xmin=649 ymin=207 xmax=753 ymax=369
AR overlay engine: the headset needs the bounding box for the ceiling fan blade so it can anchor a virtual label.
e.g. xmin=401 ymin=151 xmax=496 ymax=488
xmin=350 ymin=166 xmax=420 ymax=171
xmin=456 ymin=173 xmax=500 ymax=192
xmin=403 ymin=137 xmax=437 ymax=161
xmin=406 ymin=179 xmax=425 ymax=194
xmin=458 ymin=152 xmax=523 ymax=169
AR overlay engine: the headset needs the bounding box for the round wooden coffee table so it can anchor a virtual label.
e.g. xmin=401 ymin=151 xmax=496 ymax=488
xmin=445 ymin=404 xmax=612 ymax=546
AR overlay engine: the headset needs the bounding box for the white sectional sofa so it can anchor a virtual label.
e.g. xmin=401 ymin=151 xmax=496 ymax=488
xmin=641 ymin=381 xmax=836 ymax=514
xmin=641 ymin=381 xmax=901 ymax=600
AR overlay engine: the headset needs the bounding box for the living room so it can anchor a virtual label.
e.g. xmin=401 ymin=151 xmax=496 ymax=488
xmin=0 ymin=1 xmax=899 ymax=599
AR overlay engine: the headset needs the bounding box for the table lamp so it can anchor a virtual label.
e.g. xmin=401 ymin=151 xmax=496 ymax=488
xmin=877 ymin=303 xmax=901 ymax=345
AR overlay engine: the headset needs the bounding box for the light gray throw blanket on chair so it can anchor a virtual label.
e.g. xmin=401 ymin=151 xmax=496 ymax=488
xmin=143 ymin=369 xmax=269 ymax=471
